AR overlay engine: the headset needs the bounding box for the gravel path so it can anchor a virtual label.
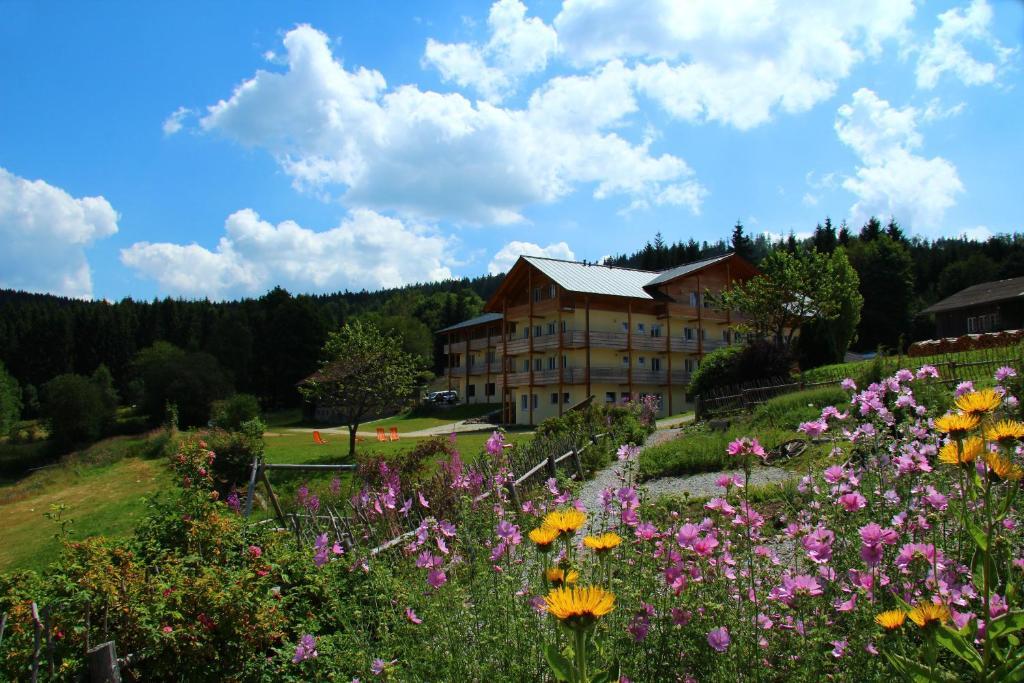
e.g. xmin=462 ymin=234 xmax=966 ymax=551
xmin=578 ymin=422 xmax=796 ymax=521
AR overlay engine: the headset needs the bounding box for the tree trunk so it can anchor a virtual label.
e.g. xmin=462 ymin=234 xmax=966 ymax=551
xmin=348 ymin=424 xmax=358 ymax=458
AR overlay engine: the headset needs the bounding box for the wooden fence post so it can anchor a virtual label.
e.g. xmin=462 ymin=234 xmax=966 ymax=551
xmin=30 ymin=602 xmax=41 ymax=683
xmin=570 ymin=449 xmax=584 ymax=480
xmin=243 ymin=456 xmax=260 ymax=517
xmin=546 ymin=452 xmax=557 ymax=478
xmin=88 ymin=641 xmax=122 ymax=683
xmin=505 ymin=481 xmax=521 ymax=510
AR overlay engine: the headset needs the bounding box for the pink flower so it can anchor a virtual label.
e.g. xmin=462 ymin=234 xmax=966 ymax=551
xmin=486 ymin=431 xmax=505 ymax=455
xmin=405 ymin=608 xmax=422 ymax=624
xmin=635 ymin=522 xmax=657 ymax=540
xmin=802 ymin=527 xmax=835 ymax=564
xmin=838 ymin=491 xmax=867 ymax=512
xmin=162 ymin=625 xmax=173 ymax=633
xmin=617 ymin=444 xmax=641 ymax=461
xmin=831 ymin=640 xmax=848 ymax=658
xmin=798 ymin=420 xmax=827 ymax=439
xmin=418 ymin=492 xmax=430 ymax=509
xmin=726 ymin=437 xmax=766 ymax=460
xmin=676 ymin=523 xmax=700 ymax=548
xmin=707 ymin=627 xmax=731 ymax=652
xmin=427 ymin=569 xmax=447 ymax=589
xmin=823 ymin=465 xmax=846 ymax=484
xmin=996 ymin=366 xmax=1017 ymax=382
xmin=955 ymin=381 xmax=974 ymax=397
xmin=841 ymin=378 xmax=857 ymax=391
xmin=248 ymin=545 xmax=262 ymax=559
xmin=915 ymin=365 xmax=939 ymax=379
xmin=292 ymin=634 xmax=318 ymax=663
xmin=693 ymin=535 xmax=720 ymax=557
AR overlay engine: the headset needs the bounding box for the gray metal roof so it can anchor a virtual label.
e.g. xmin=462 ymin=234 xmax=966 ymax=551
xmin=920 ymin=276 xmax=1024 ymax=315
xmin=436 ymin=312 xmax=504 ymax=334
xmin=645 ymin=253 xmax=734 ymax=286
xmin=523 ymin=256 xmax=658 ymax=299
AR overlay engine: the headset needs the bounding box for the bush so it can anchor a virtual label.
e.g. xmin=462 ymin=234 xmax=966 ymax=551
xmin=199 ymin=418 xmax=266 ymax=493
xmin=40 ymin=373 xmax=114 ymax=450
xmin=133 ymin=342 xmax=232 ymax=428
xmin=0 ymin=361 xmax=21 ymax=436
xmin=211 ymin=393 xmax=262 ymax=431
xmin=690 ymin=340 xmax=794 ymax=399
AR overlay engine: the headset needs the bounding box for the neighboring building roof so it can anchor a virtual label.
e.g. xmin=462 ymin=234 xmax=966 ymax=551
xmin=522 ymin=255 xmax=659 ymax=299
xmin=435 ymin=312 xmax=504 ymax=334
xmin=920 ymin=276 xmax=1024 ymax=315
xmin=644 ymin=253 xmax=735 ymax=286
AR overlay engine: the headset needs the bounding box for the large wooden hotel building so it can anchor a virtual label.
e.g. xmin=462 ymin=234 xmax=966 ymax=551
xmin=437 ymin=252 xmax=759 ymax=425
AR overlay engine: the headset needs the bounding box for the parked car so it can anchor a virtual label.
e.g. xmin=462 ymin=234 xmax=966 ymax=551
xmin=430 ymin=390 xmax=458 ymax=404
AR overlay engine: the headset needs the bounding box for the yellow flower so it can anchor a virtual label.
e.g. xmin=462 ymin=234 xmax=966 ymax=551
xmin=544 ymin=586 xmax=615 ymax=629
xmin=938 ymin=437 xmax=984 ymax=465
xmin=934 ymin=412 xmax=980 ymax=437
xmin=985 ymin=420 xmax=1024 ymax=444
xmin=875 ymin=610 xmax=907 ymax=630
xmin=545 ymin=567 xmax=579 ymax=588
xmin=985 ymin=451 xmax=1024 ymax=481
xmin=583 ymin=532 xmax=622 ymax=553
xmin=907 ymin=602 xmax=950 ymax=628
xmin=543 ymin=509 xmax=587 ymax=536
xmin=955 ymin=389 xmax=1002 ymax=416
xmin=529 ymin=525 xmax=559 ymax=551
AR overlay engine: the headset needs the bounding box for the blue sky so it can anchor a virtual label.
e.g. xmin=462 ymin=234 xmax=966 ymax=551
xmin=0 ymin=0 xmax=1021 ymax=301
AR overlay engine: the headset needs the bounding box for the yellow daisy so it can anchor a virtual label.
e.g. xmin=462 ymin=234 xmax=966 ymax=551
xmin=529 ymin=525 xmax=559 ymax=551
xmin=938 ymin=437 xmax=984 ymax=466
xmin=545 ymin=567 xmax=579 ymax=588
xmin=907 ymin=602 xmax=950 ymax=628
xmin=934 ymin=412 xmax=980 ymax=437
xmin=875 ymin=609 xmax=907 ymax=630
xmin=985 ymin=420 xmax=1024 ymax=445
xmin=955 ymin=389 xmax=1002 ymax=416
xmin=544 ymin=586 xmax=615 ymax=629
xmin=543 ymin=509 xmax=587 ymax=536
xmin=583 ymin=532 xmax=623 ymax=553
xmin=985 ymin=451 xmax=1024 ymax=481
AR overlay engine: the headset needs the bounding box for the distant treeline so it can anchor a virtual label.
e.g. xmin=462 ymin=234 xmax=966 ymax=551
xmin=605 ymin=217 xmax=1024 ymax=353
xmin=1 ymin=216 xmax=1022 ymax=411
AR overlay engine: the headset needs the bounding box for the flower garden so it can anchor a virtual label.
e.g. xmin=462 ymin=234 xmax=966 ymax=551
xmin=2 ymin=367 xmax=1024 ymax=681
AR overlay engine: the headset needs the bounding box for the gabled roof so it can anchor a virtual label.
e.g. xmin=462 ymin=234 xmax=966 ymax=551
xmin=523 ymin=256 xmax=659 ymax=299
xmin=920 ymin=276 xmax=1024 ymax=315
xmin=435 ymin=312 xmax=503 ymax=334
xmin=645 ymin=253 xmax=735 ymax=286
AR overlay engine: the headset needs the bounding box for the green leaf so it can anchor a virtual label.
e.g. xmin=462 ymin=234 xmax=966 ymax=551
xmin=885 ymin=653 xmax=960 ymax=682
xmin=988 ymin=612 xmax=1024 ymax=640
xmin=589 ymin=661 xmax=620 ymax=683
xmin=543 ymin=643 xmax=574 ymax=682
xmin=968 ymin=521 xmax=989 ymax=551
xmin=935 ymin=626 xmax=982 ymax=672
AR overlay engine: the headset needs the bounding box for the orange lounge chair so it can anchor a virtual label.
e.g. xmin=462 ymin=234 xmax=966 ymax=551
xmin=313 ymin=430 xmax=328 ymax=445
xmin=389 ymin=427 xmax=400 ymax=442
xmin=376 ymin=427 xmax=387 ymax=442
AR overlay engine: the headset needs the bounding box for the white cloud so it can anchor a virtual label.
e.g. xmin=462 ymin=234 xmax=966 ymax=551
xmin=958 ymin=225 xmax=993 ymax=241
xmin=488 ymin=240 xmax=574 ymax=274
xmin=835 ymin=88 xmax=963 ymax=232
xmin=556 ymin=0 xmax=916 ymax=129
xmin=0 ymin=167 xmax=118 ymax=298
xmin=121 ymin=208 xmax=454 ymax=299
xmin=197 ymin=24 xmax=700 ymax=225
xmin=423 ymin=0 xmax=558 ymax=102
xmin=802 ymin=193 xmax=819 ymax=207
xmin=916 ymin=0 xmax=1015 ymax=89
xmin=922 ymin=98 xmax=966 ymax=122
xmin=162 ymin=106 xmax=193 ymax=135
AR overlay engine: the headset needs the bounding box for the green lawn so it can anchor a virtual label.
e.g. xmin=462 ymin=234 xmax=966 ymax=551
xmin=800 ymin=343 xmax=1024 ymax=385
xmin=0 ymin=432 xmax=173 ymax=573
xmin=263 ymin=403 xmax=499 ymax=434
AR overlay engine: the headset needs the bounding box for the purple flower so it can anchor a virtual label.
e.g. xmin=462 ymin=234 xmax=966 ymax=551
xmin=916 ymin=364 xmax=939 ymax=379
xmin=496 ymin=520 xmax=522 ymax=544
xmin=306 ymin=494 xmax=321 ymax=514
xmin=798 ymin=420 xmax=827 ymax=439
xmin=837 ymin=491 xmax=867 ymax=512
xmin=707 ymin=627 xmax=731 ymax=652
xmin=225 ymin=490 xmax=241 ymax=513
xmin=955 ymin=381 xmax=974 ymax=397
xmin=771 ymin=574 xmax=823 ymax=607
xmin=371 ymin=658 xmax=396 ymax=676
xmin=726 ymin=437 xmax=766 ymax=460
xmin=418 ymin=491 xmax=430 ymax=509
xmin=486 ymin=431 xmax=505 ymax=455
xmin=841 ymin=378 xmax=857 ymax=391
xmin=996 ymin=366 xmax=1017 ymax=382
xmin=330 ymin=477 xmax=341 ymax=496
xmin=427 ymin=569 xmax=447 ymax=589
xmin=831 ymin=640 xmax=848 ymax=658
xmin=405 ymin=607 xmax=422 ymax=624
xmin=292 ymin=634 xmax=318 ymax=663
xmin=617 ymin=443 xmax=640 ymax=461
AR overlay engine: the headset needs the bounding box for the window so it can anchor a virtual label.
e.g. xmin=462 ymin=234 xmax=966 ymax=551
xmin=534 ymin=358 xmax=543 ymax=371
xmin=563 ymin=392 xmax=570 ymax=404
xmin=468 ymin=354 xmax=476 ymax=368
xmin=547 ymin=357 xmax=556 ymax=370
xmin=521 ymin=394 xmax=528 ymax=410
xmin=637 ymin=323 xmax=646 ymax=334
xmin=704 ymin=294 xmax=713 ymax=308
xmin=689 ymin=291 xmax=699 ymax=307
xmin=547 ymin=322 xmax=556 ymax=335
xmin=685 ymin=359 xmax=696 ymax=373
xmin=621 ymin=321 xmax=628 ymax=332
xmin=485 ymin=383 xmax=495 ymax=396
xmin=560 ymin=319 xmax=567 ymax=333
xmin=467 ymin=384 xmax=476 ymax=397
xmin=684 ymin=327 xmax=694 ymax=340
xmin=651 ymin=358 xmax=661 ymax=371
xmin=534 ymin=325 xmax=542 ymax=337
xmin=550 ymin=392 xmax=559 ymax=405
xmin=621 ymin=355 xmax=630 ymax=367
xmin=638 ymin=356 xmax=646 ymax=366
xmin=562 ymin=354 xmax=568 ymax=368
xmin=722 ymin=329 xmax=730 ymax=342
xmin=651 ymin=324 xmax=661 ymax=337
xmin=533 ymin=287 xmax=541 ymax=302
xmin=549 ymin=284 xmax=557 ymax=299
xmin=620 ymin=392 xmax=631 ymax=402
xmin=523 ymin=327 xmax=530 ymax=339
xmin=967 ymin=317 xmax=977 ymax=333
xmin=521 ymin=359 xmax=529 ymax=372
xmin=605 ymin=392 xmax=616 ymax=403
xmin=486 ymin=350 xmax=496 ymax=363
xmin=531 ymin=394 xmax=539 ymax=409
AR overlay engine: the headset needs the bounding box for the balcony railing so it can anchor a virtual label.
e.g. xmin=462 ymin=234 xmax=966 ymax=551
xmin=496 ymin=330 xmax=730 ymax=355
xmin=497 ymin=366 xmax=694 ymax=387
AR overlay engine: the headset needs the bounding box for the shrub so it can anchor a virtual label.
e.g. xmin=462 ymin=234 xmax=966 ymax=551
xmin=132 ymin=342 xmax=232 ymax=428
xmin=690 ymin=340 xmax=794 ymax=399
xmin=199 ymin=418 xmax=266 ymax=493
xmin=210 ymin=393 xmax=262 ymax=431
xmin=40 ymin=373 xmax=114 ymax=450
xmin=0 ymin=361 xmax=21 ymax=436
